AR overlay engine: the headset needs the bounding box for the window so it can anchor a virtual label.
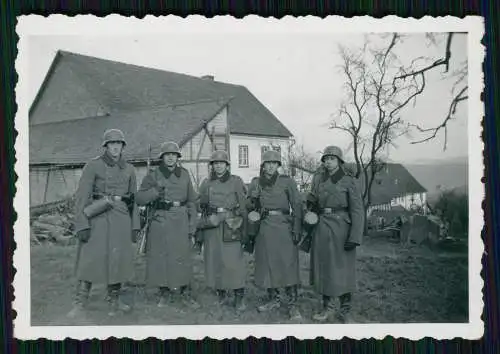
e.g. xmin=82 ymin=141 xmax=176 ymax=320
xmin=238 ymin=145 xmax=249 ymax=167
xmin=261 ymin=145 xmax=270 ymax=157
xmin=261 ymin=145 xmax=281 ymax=158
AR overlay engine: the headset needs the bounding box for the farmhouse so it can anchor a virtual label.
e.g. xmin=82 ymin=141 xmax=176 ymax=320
xmin=29 ymin=51 xmax=294 ymax=206
xmin=291 ymin=163 xmax=427 ymax=214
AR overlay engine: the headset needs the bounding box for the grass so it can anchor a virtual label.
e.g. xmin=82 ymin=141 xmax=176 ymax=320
xmin=30 ymin=236 xmax=468 ymax=326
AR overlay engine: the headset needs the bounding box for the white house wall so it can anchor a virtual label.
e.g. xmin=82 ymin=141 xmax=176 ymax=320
xmin=369 ymin=192 xmax=428 ymax=215
xmin=229 ymin=134 xmax=292 ymax=184
xmin=180 ymin=107 xmax=228 ymax=160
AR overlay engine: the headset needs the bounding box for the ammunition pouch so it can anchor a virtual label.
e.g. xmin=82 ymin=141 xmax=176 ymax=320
xmin=122 ymin=193 xmax=135 ymax=214
xmin=83 ymin=197 xmax=113 ymax=219
xmin=120 ymin=193 xmax=134 ymax=206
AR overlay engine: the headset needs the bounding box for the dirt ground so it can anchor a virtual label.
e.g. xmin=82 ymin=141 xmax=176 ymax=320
xmin=30 ymin=235 xmax=468 ymax=326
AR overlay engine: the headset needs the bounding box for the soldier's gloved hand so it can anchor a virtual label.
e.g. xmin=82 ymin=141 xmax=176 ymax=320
xmin=306 ymin=200 xmax=317 ymax=212
xmin=344 ymin=241 xmax=358 ymax=251
xmin=131 ymin=230 xmax=140 ymax=243
xmin=76 ymin=229 xmax=91 ymax=243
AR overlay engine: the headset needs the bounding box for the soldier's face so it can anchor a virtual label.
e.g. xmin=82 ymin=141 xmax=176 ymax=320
xmin=323 ymin=155 xmax=339 ymax=171
xmin=162 ymin=153 xmax=178 ymax=167
xmin=213 ymin=161 xmax=227 ymax=175
xmin=263 ymin=161 xmax=279 ymax=175
xmin=106 ymin=141 xmax=124 ymax=158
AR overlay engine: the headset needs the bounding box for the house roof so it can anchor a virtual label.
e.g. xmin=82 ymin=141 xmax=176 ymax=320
xmin=29 ymin=99 xmax=229 ymax=165
xmin=30 ymin=50 xmax=293 ymax=138
xmin=291 ymin=162 xmax=427 ymax=205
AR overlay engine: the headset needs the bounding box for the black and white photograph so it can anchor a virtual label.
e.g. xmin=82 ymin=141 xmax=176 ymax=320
xmin=14 ymin=15 xmax=484 ymax=340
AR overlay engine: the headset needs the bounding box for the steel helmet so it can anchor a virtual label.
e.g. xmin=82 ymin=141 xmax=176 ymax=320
xmin=158 ymin=141 xmax=181 ymax=159
xmin=102 ymin=129 xmax=126 ymax=147
xmin=321 ymin=145 xmax=344 ymax=163
xmin=261 ymin=150 xmax=282 ymax=166
xmin=210 ymin=150 xmax=230 ymax=164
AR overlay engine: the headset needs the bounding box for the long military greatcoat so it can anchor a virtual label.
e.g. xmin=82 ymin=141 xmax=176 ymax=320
xmin=307 ymin=166 xmax=364 ymax=297
xmin=198 ymin=172 xmax=248 ymax=290
xmin=248 ymin=173 xmax=303 ymax=289
xmin=74 ymin=153 xmax=140 ymax=285
xmin=135 ymin=164 xmax=197 ymax=288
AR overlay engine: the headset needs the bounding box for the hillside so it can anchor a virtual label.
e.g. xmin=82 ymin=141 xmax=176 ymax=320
xmin=403 ymin=157 xmax=468 ymax=198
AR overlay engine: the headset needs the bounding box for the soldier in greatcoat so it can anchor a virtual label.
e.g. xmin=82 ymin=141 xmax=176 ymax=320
xmin=197 ymin=150 xmax=248 ymax=311
xmin=306 ymin=145 xmax=364 ymax=323
xmin=69 ymin=129 xmax=140 ymax=317
xmin=247 ymin=150 xmax=303 ymax=320
xmin=135 ymin=141 xmax=200 ymax=309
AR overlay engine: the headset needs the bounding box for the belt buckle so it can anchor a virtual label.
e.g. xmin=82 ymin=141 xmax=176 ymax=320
xmin=324 ymin=208 xmax=332 ymax=214
xmin=172 ymin=201 xmax=181 ymax=207
xmin=110 ymin=195 xmax=121 ymax=202
xmin=217 ymin=207 xmax=225 ymax=213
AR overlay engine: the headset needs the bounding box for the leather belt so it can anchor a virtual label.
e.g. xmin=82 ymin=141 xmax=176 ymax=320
xmin=267 ymin=209 xmax=290 ymax=216
xmin=157 ymin=200 xmax=187 ymax=210
xmin=321 ymin=207 xmax=348 ymax=215
xmin=93 ymin=194 xmax=122 ymax=202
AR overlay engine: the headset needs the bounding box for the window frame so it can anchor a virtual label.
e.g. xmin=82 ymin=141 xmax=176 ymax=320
xmin=238 ymin=145 xmax=249 ymax=168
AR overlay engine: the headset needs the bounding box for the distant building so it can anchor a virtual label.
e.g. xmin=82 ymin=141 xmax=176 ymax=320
xmin=29 ymin=51 xmax=294 ymax=206
xmin=290 ymin=163 xmax=427 ymax=214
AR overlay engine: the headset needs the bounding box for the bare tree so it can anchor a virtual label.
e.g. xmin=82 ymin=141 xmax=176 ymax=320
xmin=330 ymin=32 xmax=467 ymax=213
xmin=393 ymin=33 xmax=468 ymax=147
xmin=289 ymin=144 xmax=321 ymax=191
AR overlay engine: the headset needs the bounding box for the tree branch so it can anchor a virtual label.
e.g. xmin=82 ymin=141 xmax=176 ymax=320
xmin=410 ymin=86 xmax=468 ymax=148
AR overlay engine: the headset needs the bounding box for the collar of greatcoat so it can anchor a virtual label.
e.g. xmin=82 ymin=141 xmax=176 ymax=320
xmin=328 ymin=166 xmax=345 ymax=184
xmin=101 ymin=151 xmax=126 ymax=169
xmin=259 ymin=171 xmax=278 ymax=188
xmin=159 ymin=162 xmax=182 ymax=179
xmin=210 ymin=170 xmax=231 ymax=183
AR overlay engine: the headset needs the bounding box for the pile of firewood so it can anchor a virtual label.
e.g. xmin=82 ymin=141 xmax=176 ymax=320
xmin=30 ymin=199 xmax=76 ymax=246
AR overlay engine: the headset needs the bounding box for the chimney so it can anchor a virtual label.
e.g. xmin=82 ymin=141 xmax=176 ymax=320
xmin=201 ymin=75 xmax=214 ymax=81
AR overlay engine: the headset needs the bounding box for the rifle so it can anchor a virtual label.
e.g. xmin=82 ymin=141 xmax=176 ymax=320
xmin=137 ymin=144 xmax=154 ymax=256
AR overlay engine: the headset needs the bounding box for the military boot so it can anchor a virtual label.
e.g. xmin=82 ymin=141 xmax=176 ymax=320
xmin=107 ymin=283 xmax=131 ymax=316
xmin=257 ymin=288 xmax=280 ymax=312
xmin=312 ymin=295 xmax=336 ymax=322
xmin=157 ymin=287 xmax=171 ymax=308
xmin=234 ymin=288 xmax=247 ymax=312
xmin=337 ymin=293 xmax=353 ymax=323
xmin=285 ymin=285 xmax=302 ymax=320
xmin=180 ymin=286 xmax=201 ymax=310
xmin=67 ymin=281 xmax=91 ymax=318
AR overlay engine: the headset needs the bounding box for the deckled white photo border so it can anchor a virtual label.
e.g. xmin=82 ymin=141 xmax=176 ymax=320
xmin=13 ymin=14 xmax=485 ymax=340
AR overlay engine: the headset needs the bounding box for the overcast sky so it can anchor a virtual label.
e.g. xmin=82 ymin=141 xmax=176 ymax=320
xmin=28 ymin=31 xmax=468 ymax=164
